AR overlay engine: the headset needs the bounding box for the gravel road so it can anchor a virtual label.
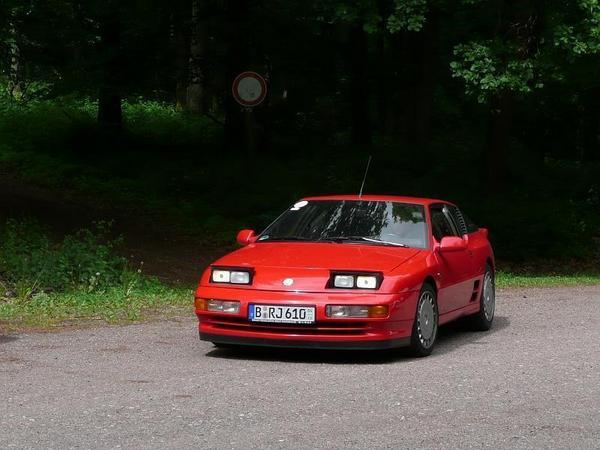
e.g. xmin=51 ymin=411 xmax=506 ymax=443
xmin=1 ymin=286 xmax=599 ymax=449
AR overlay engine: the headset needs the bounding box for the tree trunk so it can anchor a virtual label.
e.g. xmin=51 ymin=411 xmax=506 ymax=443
xmin=224 ymin=0 xmax=249 ymax=153
xmin=413 ymin=13 xmax=436 ymax=146
xmin=97 ymin=4 xmax=122 ymax=127
xmin=7 ymin=17 xmax=24 ymax=101
xmin=173 ymin=0 xmax=190 ymax=111
xmin=486 ymin=91 xmax=514 ymax=194
xmin=376 ymin=0 xmax=391 ymax=136
xmin=348 ymin=23 xmax=372 ymax=147
xmin=376 ymin=31 xmax=387 ymax=135
xmin=484 ymin=0 xmax=541 ymax=193
xmin=386 ymin=31 xmax=411 ymax=138
xmin=187 ymin=0 xmax=208 ymax=114
xmin=579 ymin=88 xmax=600 ymax=162
xmin=98 ymin=88 xmax=122 ymax=126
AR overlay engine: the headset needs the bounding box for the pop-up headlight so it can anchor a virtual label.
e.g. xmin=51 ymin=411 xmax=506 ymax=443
xmin=334 ymin=275 xmax=355 ymax=288
xmin=329 ymin=272 xmax=382 ymax=290
xmin=210 ymin=267 xmax=253 ymax=285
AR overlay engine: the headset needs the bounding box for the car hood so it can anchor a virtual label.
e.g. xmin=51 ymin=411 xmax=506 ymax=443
xmin=219 ymin=242 xmax=422 ymax=271
xmin=204 ymin=242 xmax=423 ymax=292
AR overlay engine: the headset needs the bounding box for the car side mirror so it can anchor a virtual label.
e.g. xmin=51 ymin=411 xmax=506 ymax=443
xmin=236 ymin=229 xmax=257 ymax=246
xmin=438 ymin=236 xmax=467 ymax=253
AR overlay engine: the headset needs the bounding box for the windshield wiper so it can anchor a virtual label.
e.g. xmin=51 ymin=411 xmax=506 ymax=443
xmin=326 ymin=236 xmax=408 ymax=247
xmin=261 ymin=236 xmax=337 ymax=243
xmin=261 ymin=236 xmax=314 ymax=242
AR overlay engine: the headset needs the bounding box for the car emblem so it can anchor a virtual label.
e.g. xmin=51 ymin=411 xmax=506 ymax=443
xmin=282 ymin=278 xmax=294 ymax=286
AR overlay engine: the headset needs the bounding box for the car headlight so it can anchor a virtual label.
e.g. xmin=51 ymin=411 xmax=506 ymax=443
xmin=334 ymin=275 xmax=355 ymax=288
xmin=356 ymin=276 xmax=378 ymax=289
xmin=330 ymin=272 xmax=382 ymax=289
xmin=195 ymin=298 xmax=240 ymax=314
xmin=210 ymin=267 xmax=253 ymax=285
xmin=326 ymin=305 xmax=388 ymax=318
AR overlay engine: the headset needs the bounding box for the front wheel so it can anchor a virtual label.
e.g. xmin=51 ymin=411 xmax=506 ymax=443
xmin=467 ymin=264 xmax=495 ymax=331
xmin=408 ymin=283 xmax=439 ymax=357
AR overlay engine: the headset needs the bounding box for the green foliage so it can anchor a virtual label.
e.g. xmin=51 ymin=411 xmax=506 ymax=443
xmin=450 ymin=0 xmax=600 ymax=102
xmin=314 ymin=0 xmax=427 ymax=33
xmin=450 ymin=42 xmax=537 ymax=103
xmin=122 ymin=101 xmax=219 ymax=145
xmin=387 ymin=0 xmax=427 ymax=32
xmin=0 ymin=219 xmax=126 ymax=295
xmin=0 ymin=77 xmax=53 ymax=104
xmin=554 ymin=0 xmax=600 ymax=56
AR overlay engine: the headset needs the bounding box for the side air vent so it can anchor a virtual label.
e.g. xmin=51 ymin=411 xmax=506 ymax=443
xmin=470 ymin=280 xmax=480 ymax=302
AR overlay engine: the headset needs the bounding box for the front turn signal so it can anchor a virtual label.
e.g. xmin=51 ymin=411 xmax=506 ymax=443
xmin=326 ymin=304 xmax=389 ymax=318
xmin=195 ymin=298 xmax=208 ymax=310
xmin=368 ymin=305 xmax=389 ymax=318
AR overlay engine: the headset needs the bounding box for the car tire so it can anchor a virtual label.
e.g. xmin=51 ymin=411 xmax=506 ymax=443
xmin=467 ymin=264 xmax=495 ymax=331
xmin=408 ymin=283 xmax=439 ymax=357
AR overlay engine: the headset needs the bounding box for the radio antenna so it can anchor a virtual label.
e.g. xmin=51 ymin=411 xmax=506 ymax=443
xmin=358 ymin=155 xmax=372 ymax=198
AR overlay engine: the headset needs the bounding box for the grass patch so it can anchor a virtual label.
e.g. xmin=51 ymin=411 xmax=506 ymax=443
xmin=496 ymin=272 xmax=600 ymax=288
xmin=0 ymin=218 xmax=194 ymax=332
xmin=0 ymin=281 xmax=193 ymax=332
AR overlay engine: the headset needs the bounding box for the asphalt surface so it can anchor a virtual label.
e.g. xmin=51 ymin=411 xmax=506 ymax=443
xmin=1 ymin=286 xmax=599 ymax=449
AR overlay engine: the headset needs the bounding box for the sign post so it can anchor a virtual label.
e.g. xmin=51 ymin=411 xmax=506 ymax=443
xmin=232 ymin=72 xmax=267 ymax=155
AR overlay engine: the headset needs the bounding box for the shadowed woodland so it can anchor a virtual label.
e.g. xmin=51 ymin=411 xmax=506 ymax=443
xmin=1 ymin=0 xmax=600 ymax=267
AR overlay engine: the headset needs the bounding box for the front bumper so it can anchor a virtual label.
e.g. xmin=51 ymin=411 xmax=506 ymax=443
xmin=195 ymin=286 xmax=418 ymax=350
xmin=200 ymin=332 xmax=410 ymax=350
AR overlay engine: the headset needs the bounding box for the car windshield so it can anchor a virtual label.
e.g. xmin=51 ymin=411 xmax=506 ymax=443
xmin=259 ymin=200 xmax=428 ymax=248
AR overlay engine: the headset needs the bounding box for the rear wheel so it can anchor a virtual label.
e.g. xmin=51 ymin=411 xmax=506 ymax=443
xmin=408 ymin=283 xmax=438 ymax=357
xmin=467 ymin=264 xmax=495 ymax=331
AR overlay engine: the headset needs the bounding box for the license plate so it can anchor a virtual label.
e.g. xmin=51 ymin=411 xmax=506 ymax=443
xmin=249 ymin=304 xmax=315 ymax=324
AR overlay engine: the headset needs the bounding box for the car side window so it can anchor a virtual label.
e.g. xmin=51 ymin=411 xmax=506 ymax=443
xmin=430 ymin=206 xmax=457 ymax=242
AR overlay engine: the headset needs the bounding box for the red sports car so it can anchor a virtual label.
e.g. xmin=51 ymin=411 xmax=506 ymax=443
xmin=194 ymin=195 xmax=495 ymax=356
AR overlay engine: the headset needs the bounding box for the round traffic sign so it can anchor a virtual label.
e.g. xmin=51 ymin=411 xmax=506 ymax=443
xmin=232 ymin=71 xmax=267 ymax=107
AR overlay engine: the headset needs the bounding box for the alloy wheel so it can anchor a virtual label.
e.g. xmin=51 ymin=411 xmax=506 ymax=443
xmin=482 ymin=271 xmax=495 ymax=321
xmin=417 ymin=291 xmax=437 ymax=349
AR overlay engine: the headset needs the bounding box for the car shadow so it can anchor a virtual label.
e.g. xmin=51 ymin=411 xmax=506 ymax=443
xmin=0 ymin=334 xmax=19 ymax=345
xmin=433 ymin=315 xmax=510 ymax=356
xmin=204 ymin=315 xmax=510 ymax=365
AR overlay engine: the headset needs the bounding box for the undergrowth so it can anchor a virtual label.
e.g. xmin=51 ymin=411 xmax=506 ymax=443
xmin=0 ymin=219 xmax=191 ymax=330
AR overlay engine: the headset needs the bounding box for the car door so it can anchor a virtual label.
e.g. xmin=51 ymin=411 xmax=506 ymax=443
xmin=430 ymin=204 xmax=474 ymax=314
xmin=447 ymin=204 xmax=489 ymax=285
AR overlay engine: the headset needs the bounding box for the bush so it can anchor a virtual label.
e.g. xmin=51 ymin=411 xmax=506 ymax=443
xmin=0 ymin=219 xmax=127 ymax=297
xmin=0 ymin=218 xmax=192 ymax=330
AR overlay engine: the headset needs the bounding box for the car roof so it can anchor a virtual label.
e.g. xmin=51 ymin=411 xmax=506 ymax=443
xmin=301 ymin=194 xmax=453 ymax=206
